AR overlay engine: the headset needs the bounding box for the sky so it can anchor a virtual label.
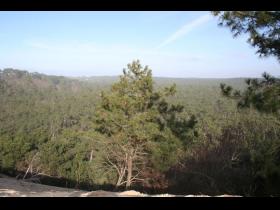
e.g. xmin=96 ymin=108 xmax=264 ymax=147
xmin=0 ymin=11 xmax=279 ymax=78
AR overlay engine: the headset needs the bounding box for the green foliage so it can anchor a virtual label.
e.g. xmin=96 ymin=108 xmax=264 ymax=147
xmin=212 ymin=11 xmax=280 ymax=60
xmin=1 ymin=67 xmax=280 ymax=195
xmin=168 ymin=112 xmax=280 ymax=196
xmin=94 ymin=60 xmax=196 ymax=187
xmin=213 ymin=11 xmax=280 ymax=117
xmin=221 ymin=73 xmax=280 ymax=116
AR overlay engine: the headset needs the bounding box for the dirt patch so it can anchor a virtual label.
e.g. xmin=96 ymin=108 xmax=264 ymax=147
xmin=0 ymin=176 xmax=241 ymax=197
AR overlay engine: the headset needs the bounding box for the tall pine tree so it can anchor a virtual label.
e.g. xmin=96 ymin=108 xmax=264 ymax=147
xmin=94 ymin=60 xmax=196 ymax=188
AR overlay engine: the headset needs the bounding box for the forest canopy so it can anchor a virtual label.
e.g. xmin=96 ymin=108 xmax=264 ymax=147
xmin=1 ymin=64 xmax=280 ymax=196
xmin=1 ymin=11 xmax=280 ymax=196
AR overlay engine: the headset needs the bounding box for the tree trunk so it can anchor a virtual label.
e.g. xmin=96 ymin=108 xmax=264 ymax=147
xmin=126 ymin=155 xmax=133 ymax=188
xmin=116 ymin=175 xmax=123 ymax=187
xmin=116 ymin=166 xmax=126 ymax=187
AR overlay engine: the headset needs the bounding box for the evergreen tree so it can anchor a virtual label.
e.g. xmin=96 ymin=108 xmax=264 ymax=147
xmin=212 ymin=11 xmax=280 ymax=60
xmin=94 ymin=60 xmax=196 ymax=188
xmin=212 ymin=11 xmax=280 ymax=116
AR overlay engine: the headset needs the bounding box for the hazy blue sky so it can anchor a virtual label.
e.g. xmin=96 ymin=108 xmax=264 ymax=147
xmin=0 ymin=11 xmax=279 ymax=78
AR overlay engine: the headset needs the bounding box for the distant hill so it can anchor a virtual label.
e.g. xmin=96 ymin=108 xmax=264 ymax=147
xmin=1 ymin=68 xmax=248 ymax=95
xmin=0 ymin=68 xmax=88 ymax=94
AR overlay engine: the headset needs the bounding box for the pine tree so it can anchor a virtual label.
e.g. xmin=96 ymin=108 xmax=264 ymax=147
xmin=212 ymin=11 xmax=280 ymax=116
xmin=94 ymin=60 xmax=196 ymax=188
xmin=212 ymin=11 xmax=280 ymax=60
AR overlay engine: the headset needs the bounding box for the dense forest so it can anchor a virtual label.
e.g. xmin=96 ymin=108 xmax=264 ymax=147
xmin=1 ymin=64 xmax=280 ymax=196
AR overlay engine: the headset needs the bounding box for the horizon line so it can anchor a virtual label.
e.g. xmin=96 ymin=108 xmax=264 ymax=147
xmin=0 ymin=68 xmax=264 ymax=79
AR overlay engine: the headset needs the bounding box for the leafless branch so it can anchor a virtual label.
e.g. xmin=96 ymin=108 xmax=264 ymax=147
xmin=23 ymin=152 xmax=39 ymax=179
xmin=106 ymin=155 xmax=121 ymax=176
